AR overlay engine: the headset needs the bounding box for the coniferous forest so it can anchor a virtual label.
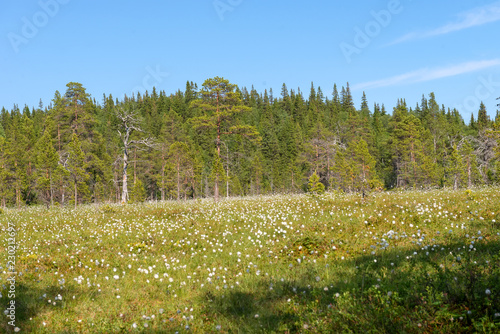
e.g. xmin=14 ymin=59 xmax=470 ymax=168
xmin=1 ymin=77 xmax=499 ymax=207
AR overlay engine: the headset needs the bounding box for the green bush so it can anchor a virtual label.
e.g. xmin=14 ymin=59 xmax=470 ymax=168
xmin=308 ymin=172 xmax=325 ymax=195
xmin=100 ymin=204 xmax=117 ymax=214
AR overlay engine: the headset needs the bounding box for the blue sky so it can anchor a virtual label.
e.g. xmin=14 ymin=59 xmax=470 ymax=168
xmin=1 ymin=0 xmax=500 ymax=122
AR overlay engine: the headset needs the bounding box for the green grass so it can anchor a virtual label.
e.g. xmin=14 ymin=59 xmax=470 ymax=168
xmin=1 ymin=187 xmax=499 ymax=333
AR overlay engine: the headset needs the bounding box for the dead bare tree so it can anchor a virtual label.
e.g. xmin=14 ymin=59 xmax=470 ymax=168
xmin=115 ymin=106 xmax=154 ymax=203
xmin=468 ymin=131 xmax=498 ymax=183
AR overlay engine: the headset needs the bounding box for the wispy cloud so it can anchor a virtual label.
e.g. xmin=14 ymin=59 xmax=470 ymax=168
xmin=352 ymin=59 xmax=500 ymax=90
xmin=389 ymin=2 xmax=500 ymax=45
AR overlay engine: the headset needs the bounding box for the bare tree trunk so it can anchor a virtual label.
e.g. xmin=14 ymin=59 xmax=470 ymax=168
xmin=122 ymin=149 xmax=129 ymax=203
xmin=116 ymin=106 xmax=154 ymax=204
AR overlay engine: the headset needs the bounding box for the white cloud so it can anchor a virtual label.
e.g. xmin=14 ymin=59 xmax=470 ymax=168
xmin=352 ymin=59 xmax=500 ymax=90
xmin=389 ymin=2 xmax=500 ymax=45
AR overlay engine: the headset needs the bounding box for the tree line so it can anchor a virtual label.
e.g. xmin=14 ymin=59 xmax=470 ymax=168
xmin=0 ymin=77 xmax=499 ymax=207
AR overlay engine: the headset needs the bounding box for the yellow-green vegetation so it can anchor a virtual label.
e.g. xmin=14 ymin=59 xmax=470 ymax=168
xmin=1 ymin=187 xmax=499 ymax=333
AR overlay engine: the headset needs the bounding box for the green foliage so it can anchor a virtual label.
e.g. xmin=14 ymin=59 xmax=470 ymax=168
xmin=0 ymin=82 xmax=499 ymax=206
xmin=210 ymin=149 xmax=226 ymax=193
xmin=308 ymin=171 xmax=325 ymax=194
xmin=100 ymin=203 xmax=117 ymax=214
xmin=67 ymin=133 xmax=89 ymax=207
xmin=130 ymin=179 xmax=146 ymax=203
xmin=35 ymin=127 xmax=59 ymax=206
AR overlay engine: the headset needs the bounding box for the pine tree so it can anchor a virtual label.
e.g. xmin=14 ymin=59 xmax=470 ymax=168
xmin=190 ymin=77 xmax=260 ymax=201
xmin=51 ymin=83 xmax=109 ymax=203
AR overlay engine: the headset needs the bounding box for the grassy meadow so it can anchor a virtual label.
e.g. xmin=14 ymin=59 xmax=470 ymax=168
xmin=1 ymin=188 xmax=500 ymax=333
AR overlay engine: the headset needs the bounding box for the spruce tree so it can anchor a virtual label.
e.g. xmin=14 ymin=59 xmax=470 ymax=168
xmin=35 ymin=127 xmax=59 ymax=207
xmin=210 ymin=149 xmax=226 ymax=200
xmin=67 ymin=133 xmax=89 ymax=208
xmin=477 ymin=102 xmax=489 ymax=131
xmin=447 ymin=144 xmax=465 ymax=190
xmin=308 ymin=171 xmax=325 ymax=195
xmin=130 ymin=178 xmax=146 ymax=202
xmin=0 ymin=136 xmax=12 ymax=207
xmin=169 ymin=142 xmax=194 ymax=200
xmin=349 ymin=138 xmax=381 ymax=191
xmin=460 ymin=140 xmax=480 ymax=188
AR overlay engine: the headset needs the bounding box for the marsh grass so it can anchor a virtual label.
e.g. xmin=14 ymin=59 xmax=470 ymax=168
xmin=0 ymin=188 xmax=499 ymax=333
